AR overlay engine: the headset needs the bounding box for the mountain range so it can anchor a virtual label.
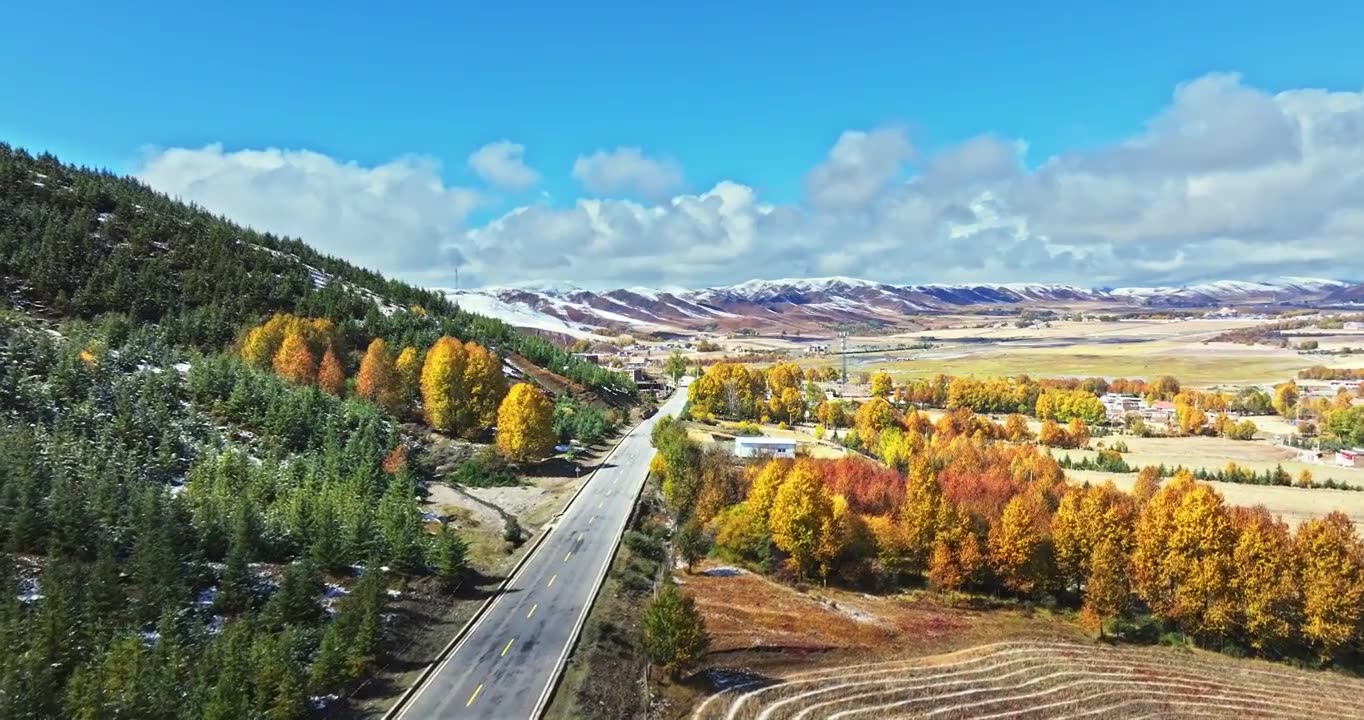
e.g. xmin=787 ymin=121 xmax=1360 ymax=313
xmin=443 ymin=276 xmax=1363 ymax=338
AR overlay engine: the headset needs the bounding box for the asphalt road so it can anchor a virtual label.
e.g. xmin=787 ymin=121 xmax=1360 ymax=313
xmin=394 ymin=385 xmax=689 ymax=720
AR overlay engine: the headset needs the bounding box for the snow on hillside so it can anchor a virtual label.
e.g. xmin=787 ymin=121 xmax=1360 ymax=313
xmin=442 ymin=290 xmax=597 ymax=339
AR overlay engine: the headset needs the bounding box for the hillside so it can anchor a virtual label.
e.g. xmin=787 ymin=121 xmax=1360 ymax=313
xmin=0 ymin=142 xmax=632 ymax=397
xmin=0 ymin=142 xmax=636 ymax=719
xmin=445 ymin=276 xmax=1360 ymax=336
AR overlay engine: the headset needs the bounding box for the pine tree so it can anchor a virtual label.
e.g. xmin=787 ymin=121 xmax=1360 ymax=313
xmin=317 ymin=346 xmax=345 ymax=396
xmin=378 ymin=471 xmax=424 ymax=572
xmin=217 ymin=502 xmax=256 ymax=614
xmin=272 ymin=332 xmax=316 ymax=385
xmin=432 ymin=524 xmax=469 ymax=588
xmin=496 ymin=382 xmax=556 ymax=463
xmin=357 ymin=338 xmax=399 ymax=412
xmin=641 ymin=583 xmax=710 ymax=680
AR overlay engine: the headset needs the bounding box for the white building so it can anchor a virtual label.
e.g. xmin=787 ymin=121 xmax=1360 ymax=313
xmin=733 ymin=436 xmax=797 ymax=459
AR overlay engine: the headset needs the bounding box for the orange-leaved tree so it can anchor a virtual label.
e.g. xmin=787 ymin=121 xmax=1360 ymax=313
xmin=357 ymin=338 xmax=400 ymax=412
xmin=272 ymin=331 xmax=316 ymax=385
xmin=317 ymin=346 xmax=345 ymax=396
xmin=496 ymin=382 xmax=556 ymax=463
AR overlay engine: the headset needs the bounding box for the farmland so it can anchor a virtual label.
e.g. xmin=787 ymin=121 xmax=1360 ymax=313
xmin=675 ymin=564 xmax=1364 ymax=720
xmin=693 ymin=640 xmax=1364 ymax=719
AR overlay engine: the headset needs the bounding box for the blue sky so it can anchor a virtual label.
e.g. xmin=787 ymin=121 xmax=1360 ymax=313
xmin=4 ymin=2 xmax=1364 ymax=288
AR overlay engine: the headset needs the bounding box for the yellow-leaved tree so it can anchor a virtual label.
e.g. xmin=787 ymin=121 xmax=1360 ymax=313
xmin=928 ymin=502 xmax=985 ymax=591
xmin=1132 ymin=471 xmax=1196 ymax=617
xmin=988 ymin=493 xmax=1048 ymax=596
xmin=870 ymin=371 xmax=893 ymax=399
xmin=896 ymin=463 xmax=942 ymax=575
xmin=496 ymin=382 xmax=556 ymax=463
xmin=1232 ymin=507 xmax=1301 ymax=652
xmin=421 ymin=337 xmax=468 ymax=434
xmin=464 ymin=342 xmax=508 ymax=431
xmin=1166 ymin=484 xmax=1238 ymax=642
xmin=243 ymin=313 xmax=337 ymax=368
xmin=1295 ymin=512 xmax=1364 ymax=661
xmin=854 ymin=397 xmax=898 ymax=447
xmin=1081 ymin=537 xmax=1130 ymax=638
xmin=272 ymin=331 xmax=316 ymax=385
xmin=768 ymin=460 xmax=832 ymax=579
xmin=317 ymin=346 xmax=345 ymax=396
xmin=357 ymin=338 xmax=400 ymax=413
xmin=395 ymin=345 xmax=422 ymax=407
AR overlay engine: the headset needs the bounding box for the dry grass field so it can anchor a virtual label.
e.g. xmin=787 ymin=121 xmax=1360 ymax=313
xmin=676 ymin=564 xmax=1364 ymax=720
xmin=1065 ymin=434 xmax=1364 ymax=489
xmin=691 ymin=640 xmax=1364 ymax=719
xmin=780 ymin=318 xmax=1362 ymax=387
xmin=1067 ymin=470 xmax=1364 ymax=532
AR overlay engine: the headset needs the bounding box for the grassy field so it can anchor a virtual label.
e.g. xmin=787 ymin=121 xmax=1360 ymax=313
xmin=784 ymin=318 xmax=1360 ymax=387
xmin=1061 ymin=433 xmax=1364 ymax=489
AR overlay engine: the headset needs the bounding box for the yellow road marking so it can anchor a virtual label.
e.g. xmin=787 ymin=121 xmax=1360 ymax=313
xmin=527 ymin=603 xmax=537 ymax=618
xmin=502 ymin=638 xmax=515 ymax=657
xmin=467 ymin=684 xmax=483 ymax=707
xmin=564 ymin=551 xmax=573 ymax=562
xmin=548 ymin=574 xmax=556 ymax=587
xmin=577 ymin=532 xmax=584 ymax=542
xmin=589 ymin=516 xmax=595 ymax=525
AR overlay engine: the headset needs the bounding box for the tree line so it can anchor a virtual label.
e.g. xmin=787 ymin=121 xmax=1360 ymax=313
xmin=651 ymin=404 xmax=1364 ymax=668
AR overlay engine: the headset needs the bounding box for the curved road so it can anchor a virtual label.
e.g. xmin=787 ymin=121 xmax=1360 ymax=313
xmin=394 ymin=385 xmax=688 ymax=719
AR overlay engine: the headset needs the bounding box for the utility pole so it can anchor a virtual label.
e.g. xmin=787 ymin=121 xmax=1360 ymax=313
xmin=840 ymin=330 xmax=850 ymax=392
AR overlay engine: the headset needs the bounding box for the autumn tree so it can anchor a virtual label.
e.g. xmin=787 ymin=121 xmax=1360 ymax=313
xmin=1004 ymin=414 xmax=1033 ymax=442
xmin=1231 ymin=508 xmax=1300 ymax=652
xmin=769 ymin=460 xmax=833 ymax=579
xmin=1081 ymin=538 xmax=1130 ymax=638
xmin=989 ymin=494 xmax=1048 ymax=596
xmin=1295 ymin=512 xmax=1364 ymax=661
xmin=1272 ymin=381 xmax=1299 ymax=416
xmin=420 ymin=337 xmax=507 ymax=437
xmin=272 ymin=332 xmax=316 ymax=385
xmin=895 ymin=464 xmax=943 ymax=575
xmin=1133 ymin=466 xmax=1161 ymax=504
xmin=641 ymin=583 xmax=710 ymax=680
xmin=1165 ymin=484 xmax=1239 ymax=642
xmin=317 ymin=346 xmax=345 ymax=396
xmin=870 ymin=371 xmax=893 ymax=399
xmin=854 ymin=397 xmax=898 ymax=447
xmin=1066 ymin=418 xmax=1090 ymax=448
xmin=1132 ymin=472 xmax=1196 ymax=617
xmin=394 ymin=345 xmax=422 ymax=406
xmin=496 ymin=383 xmax=556 ymax=463
xmin=1038 ymin=419 xmax=1068 ymax=448
xmin=357 ymin=338 xmax=400 ymax=413
xmin=928 ymin=503 xmax=985 ymax=592
xmin=243 ymin=313 xmax=337 ymax=369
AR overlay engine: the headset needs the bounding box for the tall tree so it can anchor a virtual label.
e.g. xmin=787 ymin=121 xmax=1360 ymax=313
xmin=1295 ymin=512 xmax=1364 ymax=661
xmin=272 ymin=332 xmax=316 ymax=385
xmin=870 ymin=371 xmax=893 ymax=399
xmin=989 ymin=494 xmax=1047 ymax=596
xmin=1081 ymin=537 xmax=1130 ymax=638
xmin=496 ymin=383 xmax=556 ymax=463
xmin=394 ymin=345 xmax=422 ymax=406
xmin=420 ymin=337 xmax=466 ymax=434
xmin=317 ymin=346 xmax=345 ymax=396
xmin=356 ymin=338 xmax=399 ymax=412
xmin=664 ymin=350 xmax=688 ymax=384
xmin=768 ymin=460 xmax=832 ymax=579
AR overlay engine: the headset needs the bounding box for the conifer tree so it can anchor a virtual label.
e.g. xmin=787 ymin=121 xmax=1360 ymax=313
xmin=378 ymin=471 xmax=425 ymax=572
xmin=272 ymin=332 xmax=316 ymax=385
xmin=357 ymin=338 xmax=399 ymax=412
xmin=641 ymin=583 xmax=710 ymax=680
xmin=432 ymin=523 xmax=469 ymax=588
xmin=317 ymin=346 xmax=345 ymax=396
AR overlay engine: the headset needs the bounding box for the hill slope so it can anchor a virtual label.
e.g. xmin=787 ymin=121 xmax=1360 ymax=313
xmin=0 ymin=142 xmax=631 ymax=395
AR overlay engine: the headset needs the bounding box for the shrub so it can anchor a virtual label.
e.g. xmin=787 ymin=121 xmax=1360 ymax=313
xmin=452 ymin=447 xmax=520 ymax=487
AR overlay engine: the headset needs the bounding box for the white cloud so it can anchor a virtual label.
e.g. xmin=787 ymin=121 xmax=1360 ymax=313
xmin=136 ymin=144 xmax=480 ymax=277
xmin=804 ymin=127 xmax=914 ymax=210
xmin=467 ymin=140 xmax=539 ymax=189
xmin=571 ymin=147 xmax=684 ymax=200
xmin=134 ymin=74 xmax=1364 ymax=290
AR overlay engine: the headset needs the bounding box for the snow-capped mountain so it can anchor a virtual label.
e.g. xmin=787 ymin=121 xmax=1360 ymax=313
xmin=443 ymin=276 xmax=1359 ymax=336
